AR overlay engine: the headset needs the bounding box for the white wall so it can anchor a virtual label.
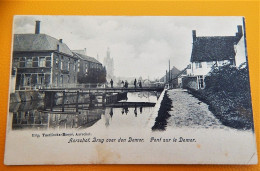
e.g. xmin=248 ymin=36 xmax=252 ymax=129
xmin=10 ymin=76 xmax=16 ymax=93
xmin=234 ymin=36 xmax=247 ymax=67
xmin=190 ymin=60 xmax=232 ymax=76
xmin=191 ymin=62 xmax=211 ymax=76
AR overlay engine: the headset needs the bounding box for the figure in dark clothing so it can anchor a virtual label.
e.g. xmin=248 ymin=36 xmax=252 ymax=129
xmin=109 ymin=108 xmax=113 ymax=118
xmin=139 ymin=81 xmax=142 ymax=88
xmin=124 ymin=107 xmax=129 ymax=115
xmin=121 ymin=80 xmax=124 ymax=87
xmin=134 ymin=106 xmax=137 ymax=117
xmin=110 ymin=79 xmax=113 ymax=88
xmin=140 ymin=107 xmax=143 ymax=114
xmin=125 ymin=81 xmax=128 ymax=88
xmin=134 ymin=78 xmax=137 ymax=88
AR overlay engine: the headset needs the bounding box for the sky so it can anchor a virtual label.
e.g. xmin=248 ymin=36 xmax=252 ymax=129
xmin=13 ymin=16 xmax=244 ymax=80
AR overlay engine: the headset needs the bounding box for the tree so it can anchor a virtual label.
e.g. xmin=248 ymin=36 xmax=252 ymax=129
xmin=78 ymin=66 xmax=107 ymax=84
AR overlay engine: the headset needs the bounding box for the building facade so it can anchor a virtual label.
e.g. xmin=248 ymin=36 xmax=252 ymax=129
xmin=73 ymin=51 xmax=103 ymax=77
xmin=12 ymin=21 xmax=79 ymax=90
xmin=186 ymin=24 xmax=246 ymax=89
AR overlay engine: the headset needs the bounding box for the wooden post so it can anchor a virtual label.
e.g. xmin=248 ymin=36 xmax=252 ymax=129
xmin=76 ymin=91 xmax=79 ymax=112
xmin=62 ymin=91 xmax=65 ymax=112
xmin=44 ymin=91 xmax=47 ymax=110
xmin=102 ymin=93 xmax=106 ymax=107
xmin=50 ymin=92 xmax=54 ymax=111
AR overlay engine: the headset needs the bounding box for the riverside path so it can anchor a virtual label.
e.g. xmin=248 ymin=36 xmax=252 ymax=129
xmin=166 ymin=89 xmax=225 ymax=129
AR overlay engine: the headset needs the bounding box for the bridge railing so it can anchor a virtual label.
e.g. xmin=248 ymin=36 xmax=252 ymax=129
xmin=16 ymin=83 xmax=106 ymax=90
xmin=16 ymin=82 xmax=165 ymax=91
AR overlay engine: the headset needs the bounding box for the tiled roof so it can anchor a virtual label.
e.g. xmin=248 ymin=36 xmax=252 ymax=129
xmin=13 ymin=34 xmax=73 ymax=56
xmin=73 ymin=52 xmax=102 ymax=65
xmin=191 ymin=36 xmax=240 ymax=62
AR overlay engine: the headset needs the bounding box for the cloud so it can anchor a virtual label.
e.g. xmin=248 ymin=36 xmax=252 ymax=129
xmin=13 ymin=16 xmax=243 ymax=79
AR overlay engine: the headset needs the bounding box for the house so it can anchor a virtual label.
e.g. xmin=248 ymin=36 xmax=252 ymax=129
xmin=186 ymin=23 xmax=246 ymax=89
xmin=12 ymin=21 xmax=79 ymax=90
xmin=160 ymin=66 xmax=180 ymax=83
xmin=174 ymin=64 xmax=190 ymax=88
xmin=72 ymin=51 xmax=106 ymax=84
xmin=72 ymin=51 xmax=103 ymax=76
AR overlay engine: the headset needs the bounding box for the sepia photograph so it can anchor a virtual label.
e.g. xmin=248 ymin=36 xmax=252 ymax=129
xmin=4 ymin=16 xmax=257 ymax=165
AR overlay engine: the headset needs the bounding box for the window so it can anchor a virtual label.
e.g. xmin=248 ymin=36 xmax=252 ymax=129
xmin=39 ymin=57 xmax=46 ymax=67
xmin=198 ymin=75 xmax=204 ymax=89
xmin=74 ymin=60 xmax=77 ymax=71
xmin=55 ymin=58 xmax=59 ymax=68
xmin=13 ymin=58 xmax=19 ymax=68
xmin=85 ymin=63 xmax=88 ymax=73
xmin=68 ymin=75 xmax=70 ymax=83
xmin=61 ymin=61 xmax=64 ymax=70
xmin=67 ymin=62 xmax=70 ymax=71
xmin=195 ymin=62 xmax=202 ymax=69
xmin=38 ymin=74 xmax=44 ymax=84
xmin=207 ymin=61 xmax=213 ymax=68
xmin=24 ymin=75 xmax=31 ymax=86
xmin=60 ymin=75 xmax=63 ymax=85
xmin=26 ymin=58 xmax=32 ymax=67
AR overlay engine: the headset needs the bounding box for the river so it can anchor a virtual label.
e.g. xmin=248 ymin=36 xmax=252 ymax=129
xmin=9 ymin=91 xmax=161 ymax=131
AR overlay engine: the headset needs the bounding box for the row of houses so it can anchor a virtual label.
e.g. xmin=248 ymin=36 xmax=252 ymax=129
xmin=10 ymin=21 xmax=104 ymax=92
xmin=174 ymin=19 xmax=247 ymax=90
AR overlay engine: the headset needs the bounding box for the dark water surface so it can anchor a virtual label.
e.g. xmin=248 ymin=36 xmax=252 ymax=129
xmin=9 ymin=91 xmax=161 ymax=130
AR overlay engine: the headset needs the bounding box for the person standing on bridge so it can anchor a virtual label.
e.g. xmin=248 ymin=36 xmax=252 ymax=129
xmin=134 ymin=78 xmax=137 ymax=88
xmin=139 ymin=80 xmax=142 ymax=88
xmin=110 ymin=79 xmax=113 ymax=88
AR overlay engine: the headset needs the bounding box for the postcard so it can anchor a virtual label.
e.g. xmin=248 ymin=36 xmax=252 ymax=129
xmin=4 ymin=16 xmax=257 ymax=165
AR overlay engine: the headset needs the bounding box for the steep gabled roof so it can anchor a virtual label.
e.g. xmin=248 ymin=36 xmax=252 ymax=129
xmin=191 ymin=36 xmax=240 ymax=62
xmin=13 ymin=34 xmax=73 ymax=56
xmin=73 ymin=52 xmax=102 ymax=65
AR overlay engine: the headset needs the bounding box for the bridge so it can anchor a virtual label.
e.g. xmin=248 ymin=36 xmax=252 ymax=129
xmin=38 ymin=87 xmax=164 ymax=93
xmin=39 ymin=86 xmax=164 ymax=112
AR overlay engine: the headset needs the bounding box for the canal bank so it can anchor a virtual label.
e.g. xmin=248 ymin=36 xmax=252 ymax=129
xmin=145 ymin=89 xmax=166 ymax=130
xmin=10 ymin=91 xmax=45 ymax=103
xmin=186 ymin=88 xmax=254 ymax=130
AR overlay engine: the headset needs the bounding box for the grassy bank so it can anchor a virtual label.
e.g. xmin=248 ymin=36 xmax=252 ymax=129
xmin=188 ymin=65 xmax=254 ymax=130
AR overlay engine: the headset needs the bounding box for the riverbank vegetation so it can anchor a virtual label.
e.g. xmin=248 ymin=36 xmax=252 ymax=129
xmin=189 ymin=64 xmax=254 ymax=130
xmin=78 ymin=67 xmax=107 ymax=84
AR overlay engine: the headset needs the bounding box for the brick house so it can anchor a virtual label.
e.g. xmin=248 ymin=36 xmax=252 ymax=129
xmin=12 ymin=21 xmax=79 ymax=90
xmin=72 ymin=51 xmax=106 ymax=84
xmin=73 ymin=51 xmax=103 ymax=76
xmin=185 ymin=24 xmax=246 ymax=89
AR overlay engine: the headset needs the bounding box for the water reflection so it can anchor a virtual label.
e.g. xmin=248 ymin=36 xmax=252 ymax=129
xmin=9 ymin=91 xmax=160 ymax=131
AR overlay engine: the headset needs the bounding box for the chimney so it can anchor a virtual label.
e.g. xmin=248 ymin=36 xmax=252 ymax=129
xmin=59 ymin=39 xmax=63 ymax=43
xmin=35 ymin=20 xmax=40 ymax=34
xmin=84 ymin=48 xmax=87 ymax=55
xmin=236 ymin=25 xmax=243 ymax=38
xmin=192 ymin=30 xmax=196 ymax=42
